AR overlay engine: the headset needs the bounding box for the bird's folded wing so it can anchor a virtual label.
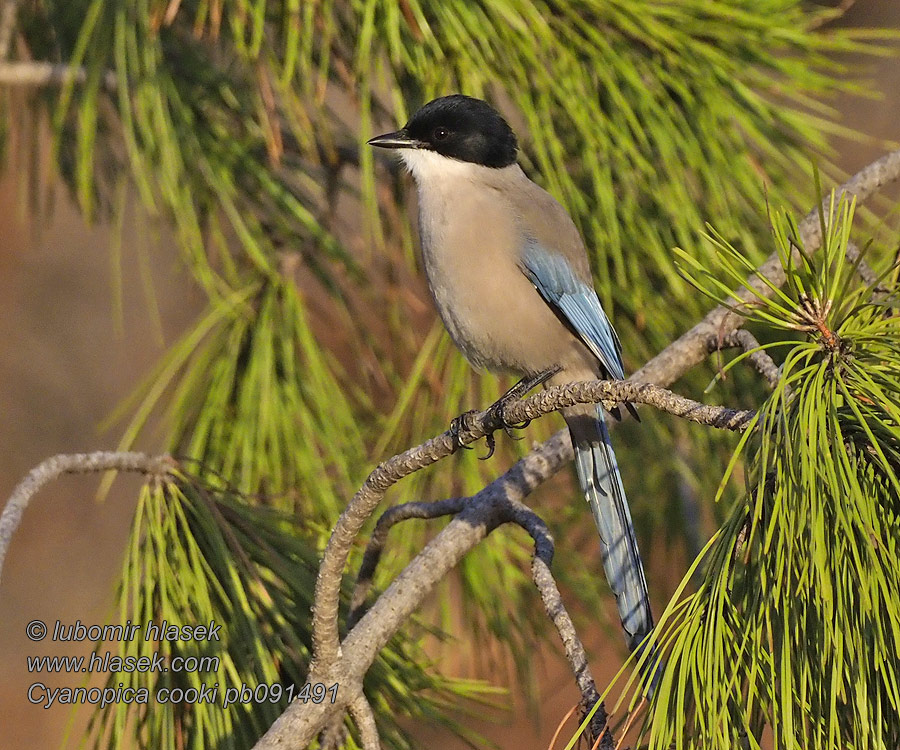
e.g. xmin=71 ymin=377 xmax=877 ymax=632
xmin=520 ymin=241 xmax=625 ymax=380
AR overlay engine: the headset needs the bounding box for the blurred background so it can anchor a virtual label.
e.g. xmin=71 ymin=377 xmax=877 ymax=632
xmin=1 ymin=1 xmax=899 ymax=748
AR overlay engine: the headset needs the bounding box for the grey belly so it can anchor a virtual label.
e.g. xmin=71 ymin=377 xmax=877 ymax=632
xmin=415 ymin=186 xmax=594 ymax=377
xmin=426 ymin=257 xmax=582 ymax=376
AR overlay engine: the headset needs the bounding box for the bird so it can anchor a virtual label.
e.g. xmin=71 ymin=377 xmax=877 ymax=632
xmin=368 ymin=94 xmax=654 ymax=661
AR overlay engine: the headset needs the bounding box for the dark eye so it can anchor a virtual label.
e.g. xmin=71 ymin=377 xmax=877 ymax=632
xmin=432 ymin=126 xmax=450 ymax=141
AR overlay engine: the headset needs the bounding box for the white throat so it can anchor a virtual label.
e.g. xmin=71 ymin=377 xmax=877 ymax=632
xmin=400 ymin=149 xmax=527 ymax=190
xmin=398 ymin=148 xmax=490 ymax=184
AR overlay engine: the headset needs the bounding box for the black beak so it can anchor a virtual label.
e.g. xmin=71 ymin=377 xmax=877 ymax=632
xmin=367 ymin=129 xmax=422 ymax=149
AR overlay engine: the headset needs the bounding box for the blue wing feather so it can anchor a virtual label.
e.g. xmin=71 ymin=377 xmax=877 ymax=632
xmin=520 ymin=241 xmax=625 ymax=379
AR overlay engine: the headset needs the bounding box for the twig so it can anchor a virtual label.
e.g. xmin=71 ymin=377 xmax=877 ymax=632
xmin=0 ymin=61 xmax=117 ymax=88
xmin=708 ymin=330 xmax=781 ymax=391
xmin=505 ymin=495 xmax=609 ymax=744
xmin=349 ymin=494 xmax=610 ymax=744
xmin=0 ymin=452 xmax=175 ymax=589
xmin=348 ymin=497 xmax=467 ymax=629
xmin=349 ymin=695 xmax=381 ymax=750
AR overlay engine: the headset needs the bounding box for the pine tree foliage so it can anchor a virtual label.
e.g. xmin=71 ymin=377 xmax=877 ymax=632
xmin=2 ymin=1 xmax=897 ymax=747
xmin=86 ymin=476 xmax=493 ymax=750
xmin=586 ymin=196 xmax=900 ymax=750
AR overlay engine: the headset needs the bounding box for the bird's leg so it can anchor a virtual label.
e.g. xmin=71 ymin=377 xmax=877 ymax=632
xmin=450 ymin=366 xmax=561 ymax=459
xmin=491 ymin=366 xmax=562 ymax=431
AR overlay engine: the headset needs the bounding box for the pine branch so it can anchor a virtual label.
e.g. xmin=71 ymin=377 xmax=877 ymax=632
xmin=513 ymin=496 xmax=611 ymax=745
xmin=635 ymin=148 xmax=900 ymax=389
xmin=0 ymin=452 xmax=174 ymax=589
xmin=640 ymin=191 xmax=900 ymax=750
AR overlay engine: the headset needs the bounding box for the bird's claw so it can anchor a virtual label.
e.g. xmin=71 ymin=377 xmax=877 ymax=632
xmin=488 ymin=401 xmax=530 ymax=450
xmin=479 ymin=432 xmax=497 ymax=460
xmin=484 ymin=395 xmax=533 ymax=457
xmin=483 ymin=422 xmax=526 ymax=458
xmin=449 ymin=400 xmax=531 ymax=460
xmin=449 ymin=409 xmax=503 ymax=459
xmin=449 ymin=410 xmax=480 ymax=451
xmin=503 ymin=419 xmax=531 ymax=435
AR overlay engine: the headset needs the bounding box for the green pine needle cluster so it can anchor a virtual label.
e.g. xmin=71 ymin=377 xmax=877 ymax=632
xmin=618 ymin=196 xmax=900 ymax=749
xmin=108 ymin=279 xmax=369 ymax=522
xmin=85 ymin=476 xmax=495 ymax=750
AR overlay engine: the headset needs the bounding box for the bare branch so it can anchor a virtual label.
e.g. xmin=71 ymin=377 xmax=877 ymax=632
xmin=0 ymin=452 xmax=175 ymax=589
xmin=505 ymin=496 xmax=610 ymax=744
xmin=348 ymin=492 xmax=609 ymax=743
xmin=349 ymin=696 xmax=381 ymax=750
xmin=349 ymin=497 xmax=466 ymax=629
xmin=254 ymin=431 xmax=574 ymax=748
xmin=708 ymin=330 xmax=781 ymax=390
xmin=0 ymin=61 xmax=117 ymax=88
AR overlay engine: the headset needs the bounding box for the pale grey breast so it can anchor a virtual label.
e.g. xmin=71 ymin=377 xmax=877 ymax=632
xmin=403 ymin=151 xmax=593 ymax=375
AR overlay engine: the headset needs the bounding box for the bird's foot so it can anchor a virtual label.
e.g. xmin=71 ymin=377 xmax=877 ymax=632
xmin=449 ymin=410 xmax=480 ymax=452
xmin=449 ymin=367 xmax=561 ymax=460
xmin=448 ymin=408 xmax=509 ymax=459
xmin=450 ymin=397 xmax=531 ymax=461
xmin=478 ymin=394 xmax=532 ymax=459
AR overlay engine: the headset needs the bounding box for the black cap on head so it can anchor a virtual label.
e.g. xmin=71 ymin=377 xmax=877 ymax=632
xmin=368 ymin=95 xmax=518 ymax=168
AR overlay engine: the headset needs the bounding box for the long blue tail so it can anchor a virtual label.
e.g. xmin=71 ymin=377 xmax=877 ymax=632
xmin=571 ymin=406 xmax=658 ymax=679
